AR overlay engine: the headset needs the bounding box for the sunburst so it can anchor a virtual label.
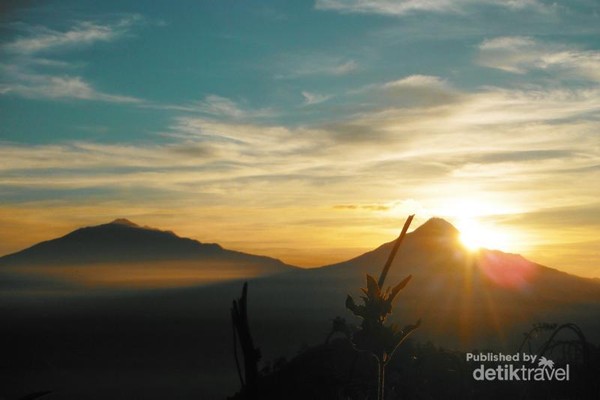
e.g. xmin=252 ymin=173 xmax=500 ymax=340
xmin=457 ymin=218 xmax=512 ymax=251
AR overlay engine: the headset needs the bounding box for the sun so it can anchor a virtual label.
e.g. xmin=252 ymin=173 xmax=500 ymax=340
xmin=457 ymin=218 xmax=512 ymax=251
xmin=430 ymin=196 xmax=525 ymax=253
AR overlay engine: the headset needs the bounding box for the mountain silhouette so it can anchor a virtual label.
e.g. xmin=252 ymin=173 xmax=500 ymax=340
xmin=2 ymin=217 xmax=598 ymax=309
xmin=0 ymin=218 xmax=294 ymax=266
xmin=0 ymin=219 xmax=296 ymax=289
xmin=1 ymin=217 xmax=599 ymax=400
xmin=411 ymin=216 xmax=459 ymax=237
xmin=230 ymin=217 xmax=600 ymax=350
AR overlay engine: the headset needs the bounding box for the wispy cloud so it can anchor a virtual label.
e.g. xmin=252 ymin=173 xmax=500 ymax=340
xmin=168 ymin=117 xmax=320 ymax=157
xmin=0 ymin=73 xmax=142 ymax=103
xmin=315 ymin=0 xmax=547 ymax=16
xmin=331 ymin=60 xmax=358 ymax=75
xmin=150 ymin=95 xmax=276 ymax=121
xmin=196 ymin=95 xmax=248 ymax=118
xmin=478 ymin=36 xmax=600 ymax=81
xmin=3 ymin=15 xmax=143 ymax=54
xmin=275 ymin=54 xmax=358 ymax=79
xmin=446 ymin=87 xmax=600 ymax=125
xmin=301 ymin=91 xmax=332 ymax=105
xmin=383 ymin=74 xmax=448 ymax=89
xmin=379 ymin=74 xmax=459 ymax=106
xmin=346 ymin=74 xmax=457 ymax=105
xmin=0 ymin=15 xmax=145 ymax=103
xmin=3 ymin=82 xmax=597 ymax=204
xmin=188 ymin=95 xmax=274 ymax=119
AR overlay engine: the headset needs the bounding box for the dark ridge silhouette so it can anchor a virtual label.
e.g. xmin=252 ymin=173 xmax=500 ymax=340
xmin=109 ymin=218 xmax=139 ymax=227
xmin=1 ymin=217 xmax=599 ymax=399
xmin=0 ymin=219 xmax=296 ymax=271
xmin=410 ymin=217 xmax=459 ymax=238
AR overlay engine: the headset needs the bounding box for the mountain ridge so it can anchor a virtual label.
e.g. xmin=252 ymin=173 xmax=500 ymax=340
xmin=0 ymin=218 xmax=296 ymax=266
xmin=1 ymin=217 xmax=597 ymax=283
xmin=0 ymin=219 xmax=298 ymax=290
xmin=411 ymin=217 xmax=460 ymax=237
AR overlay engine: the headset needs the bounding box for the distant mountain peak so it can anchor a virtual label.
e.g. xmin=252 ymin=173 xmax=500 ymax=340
xmin=413 ymin=217 xmax=459 ymax=237
xmin=109 ymin=218 xmax=139 ymax=227
xmin=0 ymin=219 xmax=296 ymax=275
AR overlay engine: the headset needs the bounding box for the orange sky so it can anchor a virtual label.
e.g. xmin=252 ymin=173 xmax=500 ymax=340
xmin=0 ymin=199 xmax=598 ymax=279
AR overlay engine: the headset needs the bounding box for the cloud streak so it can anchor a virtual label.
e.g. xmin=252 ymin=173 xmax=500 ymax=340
xmin=315 ymin=0 xmax=547 ymax=16
xmin=3 ymin=15 xmax=143 ymax=54
xmin=2 ymin=79 xmax=598 ymax=214
xmin=478 ymin=36 xmax=600 ymax=81
xmin=302 ymin=91 xmax=332 ymax=105
xmin=275 ymin=54 xmax=358 ymax=79
xmin=0 ymin=73 xmax=142 ymax=103
xmin=383 ymin=74 xmax=448 ymax=89
xmin=0 ymin=15 xmax=145 ymax=103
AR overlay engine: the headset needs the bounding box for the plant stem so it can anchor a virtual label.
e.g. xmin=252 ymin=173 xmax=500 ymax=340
xmin=231 ymin=282 xmax=259 ymax=400
xmin=378 ymin=214 xmax=414 ymax=287
xmin=378 ymin=359 xmax=385 ymax=400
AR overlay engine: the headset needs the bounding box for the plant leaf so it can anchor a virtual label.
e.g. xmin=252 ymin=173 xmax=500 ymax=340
xmin=399 ymin=319 xmax=421 ymax=341
xmin=346 ymin=295 xmax=357 ymax=312
xmin=365 ymin=274 xmax=380 ymax=297
xmin=387 ymin=275 xmax=412 ymax=302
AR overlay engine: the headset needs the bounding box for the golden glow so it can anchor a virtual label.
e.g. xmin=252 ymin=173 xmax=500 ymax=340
xmin=0 ymin=198 xmax=596 ymax=278
xmin=428 ymin=196 xmax=521 ymax=252
xmin=457 ymin=218 xmax=512 ymax=251
xmin=433 ymin=196 xmax=520 ymax=219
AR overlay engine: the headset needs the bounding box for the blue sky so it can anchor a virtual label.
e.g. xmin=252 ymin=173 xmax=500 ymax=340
xmin=1 ymin=0 xmax=599 ymax=276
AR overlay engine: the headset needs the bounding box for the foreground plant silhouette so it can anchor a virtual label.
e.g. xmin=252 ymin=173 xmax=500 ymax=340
xmin=346 ymin=215 xmax=421 ymax=400
xmin=231 ymin=282 xmax=260 ymax=400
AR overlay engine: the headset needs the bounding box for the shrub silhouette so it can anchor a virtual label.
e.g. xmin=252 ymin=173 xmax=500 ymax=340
xmin=324 ymin=316 xmax=353 ymax=345
xmin=518 ymin=322 xmax=598 ymax=400
xmin=346 ymin=215 xmax=421 ymax=400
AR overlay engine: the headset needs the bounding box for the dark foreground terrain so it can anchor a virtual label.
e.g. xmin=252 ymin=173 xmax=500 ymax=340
xmin=1 ymin=219 xmax=599 ymax=399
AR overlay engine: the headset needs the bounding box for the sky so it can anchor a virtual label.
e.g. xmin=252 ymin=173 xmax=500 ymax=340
xmin=0 ymin=0 xmax=599 ymax=277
